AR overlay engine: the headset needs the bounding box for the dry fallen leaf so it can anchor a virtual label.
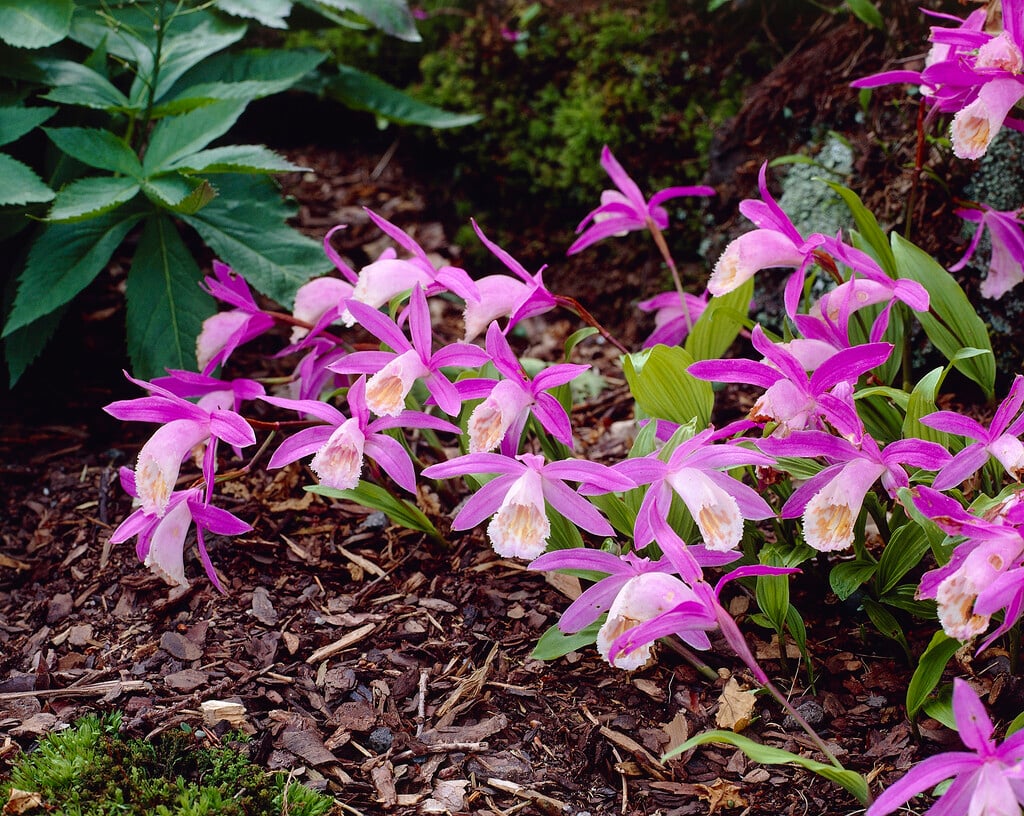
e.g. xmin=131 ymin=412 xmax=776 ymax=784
xmin=714 ymin=677 xmax=757 ymax=732
xmin=695 ymin=778 xmax=747 ymax=814
xmin=3 ymin=789 xmax=42 ymax=815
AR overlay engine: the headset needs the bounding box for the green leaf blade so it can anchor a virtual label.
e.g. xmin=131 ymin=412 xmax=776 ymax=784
xmin=623 ymin=345 xmax=713 ymax=428
xmin=46 ymin=176 xmax=140 ymax=223
xmin=0 ymin=0 xmax=72 ymax=48
xmin=170 ymin=145 xmax=306 ymax=175
xmin=0 ymin=153 xmax=54 ymax=205
xmin=143 ymin=101 xmax=248 ymax=175
xmin=44 ymin=127 xmax=142 ymax=176
xmin=0 ymin=105 xmax=56 ymax=147
xmin=307 ymin=481 xmax=439 ymax=538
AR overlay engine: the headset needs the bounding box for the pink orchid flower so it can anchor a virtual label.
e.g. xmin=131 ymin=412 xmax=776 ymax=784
xmin=455 ymin=321 xmax=588 ymax=454
xmin=263 ymin=376 xmax=458 ymax=493
xmin=104 ymin=372 xmax=256 ymax=516
xmin=288 ymin=276 xmax=354 ymax=344
xmin=331 ymin=284 xmax=490 ymax=417
xmin=637 ymin=290 xmax=708 ymax=347
xmin=867 ymin=679 xmax=1024 ymax=816
xmin=568 ymin=145 xmax=714 ymax=255
xmin=422 ymin=452 xmax=634 ymax=560
xmin=196 ymin=261 xmax=274 ymax=374
xmin=950 ymin=203 xmax=1024 ymax=299
xmin=109 ymin=468 xmax=250 ymax=591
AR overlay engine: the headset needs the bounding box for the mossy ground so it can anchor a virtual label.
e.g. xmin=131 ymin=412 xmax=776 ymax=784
xmin=1 ymin=714 xmax=334 ymax=816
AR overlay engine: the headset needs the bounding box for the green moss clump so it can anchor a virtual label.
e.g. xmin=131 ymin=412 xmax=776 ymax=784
xmin=1 ymin=714 xmax=334 ymax=816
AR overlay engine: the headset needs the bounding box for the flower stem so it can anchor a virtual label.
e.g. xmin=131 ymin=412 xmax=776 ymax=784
xmin=645 ymin=217 xmax=693 ymax=335
xmin=553 ymin=295 xmax=629 ymax=354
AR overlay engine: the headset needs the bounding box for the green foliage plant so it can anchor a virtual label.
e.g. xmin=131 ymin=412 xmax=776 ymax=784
xmin=0 ymin=0 xmax=475 ymax=384
xmin=1 ymin=712 xmax=334 ymax=815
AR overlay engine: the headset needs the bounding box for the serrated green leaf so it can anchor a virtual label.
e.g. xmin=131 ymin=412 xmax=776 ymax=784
xmin=180 ymin=174 xmax=328 ymax=307
xmin=143 ymin=101 xmax=248 ymax=175
xmin=892 ymin=233 xmax=995 ymax=397
xmin=126 ymin=214 xmax=214 ymax=378
xmin=0 ymin=105 xmax=55 ymax=146
xmin=0 ymin=0 xmax=72 ymax=49
xmin=36 ymin=58 xmax=132 ymax=110
xmin=164 ymin=48 xmax=325 ymax=111
xmin=532 ymin=620 xmax=602 ymax=661
xmin=3 ymin=209 xmax=143 ymax=336
xmin=623 ymin=345 xmax=713 ymax=428
xmin=308 ymin=0 xmax=421 ymax=41
xmin=169 ymin=145 xmax=306 ymax=175
xmin=43 ymin=127 xmax=142 ymax=176
xmin=907 ymin=631 xmax=960 ymax=720
xmin=143 ymin=174 xmax=217 ymax=214
xmin=664 ymin=730 xmax=869 ymax=804
xmin=307 ymin=480 xmax=439 ymax=538
xmin=0 ymin=153 xmax=54 ymax=205
xmin=215 ymin=0 xmax=292 ymax=28
xmin=876 ymin=522 xmax=932 ymax=596
xmin=3 ymin=306 xmax=66 ymax=386
xmin=685 ymin=277 xmax=752 ymax=361
xmin=826 ymin=181 xmax=896 ymax=275
xmin=318 ymin=65 xmax=482 ymax=128
xmin=46 ymin=175 xmax=140 ymax=223
xmin=845 ymin=0 xmax=884 ymax=30
xmin=829 ymin=560 xmax=877 ymax=601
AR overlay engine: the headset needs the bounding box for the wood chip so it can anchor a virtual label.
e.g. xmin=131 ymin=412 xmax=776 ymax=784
xmin=159 ymin=631 xmax=202 ymax=661
xmin=305 ymin=623 xmax=377 ymax=664
xmin=250 ymin=587 xmax=279 ymax=626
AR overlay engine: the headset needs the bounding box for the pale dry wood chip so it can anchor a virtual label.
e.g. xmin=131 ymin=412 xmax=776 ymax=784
xmin=337 ymin=544 xmax=387 ymax=577
xmin=327 ymin=701 xmax=376 ymax=733
xmin=715 ymin=677 xmax=758 ymax=732
xmin=250 ymin=586 xmax=279 ymax=626
xmin=200 ymin=700 xmax=249 ymax=730
xmin=695 ymin=778 xmax=747 ymax=814
xmin=597 ymin=725 xmax=668 ymax=780
xmin=663 ymin=710 xmax=690 ymax=756
xmin=305 ymin=622 xmax=376 ymax=664
xmin=3 ymin=788 xmax=43 ymax=815
xmin=282 ymin=631 xmax=300 ymax=655
xmin=67 ymin=624 xmax=93 ymax=647
xmin=163 ymin=669 xmax=209 ymax=692
xmin=269 ymin=493 xmax=315 ymax=513
xmin=10 ymin=713 xmax=57 ymax=737
xmin=370 ymin=761 xmax=398 ymax=808
xmin=0 ymin=554 xmax=30 ymax=570
xmin=632 ymin=677 xmax=667 ymax=701
xmin=419 ymin=713 xmax=507 ymax=746
xmin=419 ymin=779 xmax=468 ymax=813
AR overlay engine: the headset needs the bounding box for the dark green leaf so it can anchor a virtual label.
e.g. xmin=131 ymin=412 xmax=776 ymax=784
xmin=307 ymin=481 xmax=439 ymax=538
xmin=126 ymin=215 xmax=214 ymax=378
xmin=36 ymin=58 xmax=132 ymax=110
xmin=845 ymin=0 xmax=884 ymax=30
xmin=46 ymin=176 xmax=140 ymax=222
xmin=169 ymin=145 xmax=306 ymax=175
xmin=3 ymin=209 xmax=143 ymax=336
xmin=0 ymin=153 xmax=54 ymax=205
xmin=906 ymin=631 xmax=960 ymax=720
xmin=546 ymin=505 xmax=585 ymax=551
xmin=215 ymin=0 xmax=292 ymax=28
xmin=755 ymin=563 xmax=790 ymax=631
xmin=181 ymin=174 xmax=328 ymax=307
xmin=306 ymin=0 xmax=421 ymax=41
xmin=828 ymin=560 xmax=877 ymax=601
xmin=622 ymin=345 xmax=713 ymax=428
xmin=318 ymin=65 xmax=482 ymax=128
xmin=143 ymin=101 xmax=248 ymax=176
xmin=532 ymin=620 xmax=602 ymax=661
xmin=685 ymin=277 xmax=752 ymax=361
xmin=3 ymin=306 xmax=66 ymax=386
xmin=862 ymin=597 xmax=910 ymax=658
xmin=0 ymin=0 xmax=72 ymax=48
xmin=877 ymin=521 xmax=932 ymax=596
xmin=0 ymin=105 xmax=55 ymax=147
xmin=43 ymin=127 xmax=142 ymax=176
xmin=664 ymin=731 xmax=869 ymax=804
xmin=143 ymin=174 xmax=217 ymax=214
xmin=891 ymin=233 xmax=995 ymax=397
xmin=922 ymin=688 xmax=956 ymax=730
xmin=903 ymin=366 xmax=948 ymax=446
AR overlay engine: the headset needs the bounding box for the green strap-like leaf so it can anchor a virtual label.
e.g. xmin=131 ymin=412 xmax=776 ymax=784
xmin=0 ymin=153 xmax=55 ymax=205
xmin=169 ymin=145 xmax=307 ymax=175
xmin=906 ymin=631 xmax=960 ymax=720
xmin=43 ymin=127 xmax=142 ymax=177
xmin=0 ymin=105 xmax=55 ymax=147
xmin=214 ymin=0 xmax=293 ymax=29
xmin=3 ymin=208 xmax=143 ymax=337
xmin=317 ymin=65 xmax=482 ymax=128
xmin=0 ymin=0 xmax=72 ymax=49
xmin=845 ymin=0 xmax=884 ymax=30
xmin=180 ymin=174 xmax=328 ymax=307
xmin=828 ymin=559 xmax=877 ymax=602
xmin=664 ymin=730 xmax=869 ymax=804
xmin=143 ymin=100 xmax=248 ymax=175
xmin=126 ymin=215 xmax=214 ymax=378
xmin=685 ymin=277 xmax=753 ymax=361
xmin=532 ymin=620 xmax=602 ymax=661
xmin=826 ymin=181 xmax=896 ymax=275
xmin=623 ymin=345 xmax=713 ymax=428
xmin=903 ymin=366 xmax=949 ymax=447
xmin=876 ymin=521 xmax=933 ymax=597
xmin=307 ymin=481 xmax=439 ymax=538
xmin=46 ymin=175 xmax=140 ymax=223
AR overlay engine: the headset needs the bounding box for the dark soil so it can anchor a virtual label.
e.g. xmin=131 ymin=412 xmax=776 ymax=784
xmin=0 ymin=5 xmax=1013 ymax=816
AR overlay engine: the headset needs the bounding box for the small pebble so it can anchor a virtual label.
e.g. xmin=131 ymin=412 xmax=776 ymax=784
xmin=368 ymin=726 xmax=393 ymax=752
xmin=359 ymin=511 xmax=388 ymax=532
xmin=782 ymin=699 xmax=826 ymax=730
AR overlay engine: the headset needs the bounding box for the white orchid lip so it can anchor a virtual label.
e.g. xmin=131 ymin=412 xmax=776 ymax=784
xmin=666 ymin=469 xmax=743 ymax=552
xmin=310 ymin=418 xmax=366 ymax=490
xmin=135 ymin=419 xmax=210 ymax=517
xmin=597 ymin=572 xmax=694 ymax=670
xmin=468 ymin=380 xmax=532 ymax=453
xmin=365 ymin=349 xmax=429 ymax=417
xmin=486 ymin=469 xmax=550 ymax=559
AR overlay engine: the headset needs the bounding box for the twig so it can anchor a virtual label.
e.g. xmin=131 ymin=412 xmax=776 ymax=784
xmin=415 ymin=668 xmax=428 ymax=737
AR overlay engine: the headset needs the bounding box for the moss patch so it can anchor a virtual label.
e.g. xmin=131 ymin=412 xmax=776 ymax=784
xmin=1 ymin=714 xmax=334 ymax=816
